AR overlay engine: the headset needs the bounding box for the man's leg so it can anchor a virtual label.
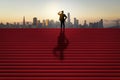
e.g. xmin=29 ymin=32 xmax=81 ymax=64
xmin=63 ymin=22 xmax=65 ymax=28
xmin=63 ymin=22 xmax=65 ymax=31
xmin=61 ymin=21 xmax=63 ymax=31
xmin=60 ymin=22 xmax=62 ymax=31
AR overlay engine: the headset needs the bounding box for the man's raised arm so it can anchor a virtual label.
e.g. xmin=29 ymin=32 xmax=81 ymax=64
xmin=58 ymin=11 xmax=61 ymax=15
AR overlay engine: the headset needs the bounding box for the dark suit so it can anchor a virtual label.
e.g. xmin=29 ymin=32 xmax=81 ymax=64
xmin=58 ymin=12 xmax=67 ymax=28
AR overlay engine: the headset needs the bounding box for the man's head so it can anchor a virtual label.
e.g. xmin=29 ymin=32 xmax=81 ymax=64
xmin=61 ymin=11 xmax=64 ymax=14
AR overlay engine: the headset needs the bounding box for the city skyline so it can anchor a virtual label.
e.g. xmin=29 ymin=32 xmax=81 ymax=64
xmin=0 ymin=0 xmax=120 ymax=27
xmin=1 ymin=15 xmax=119 ymax=28
xmin=0 ymin=15 xmax=119 ymax=28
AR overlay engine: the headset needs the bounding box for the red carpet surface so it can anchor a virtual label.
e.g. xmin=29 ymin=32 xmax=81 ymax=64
xmin=0 ymin=28 xmax=120 ymax=80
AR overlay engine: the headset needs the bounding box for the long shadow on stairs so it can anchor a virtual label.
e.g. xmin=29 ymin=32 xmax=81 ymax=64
xmin=53 ymin=29 xmax=69 ymax=60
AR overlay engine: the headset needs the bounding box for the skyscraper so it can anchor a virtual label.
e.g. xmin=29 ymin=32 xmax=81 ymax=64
xmin=45 ymin=19 xmax=49 ymax=27
xmin=42 ymin=20 xmax=46 ymax=27
xmin=74 ymin=18 xmax=79 ymax=28
xmin=68 ymin=13 xmax=70 ymax=23
xmin=83 ymin=20 xmax=88 ymax=28
xmin=98 ymin=19 xmax=104 ymax=28
xmin=67 ymin=13 xmax=71 ymax=27
xmin=37 ymin=20 xmax=42 ymax=28
xmin=23 ymin=16 xmax=25 ymax=26
xmin=33 ymin=17 xmax=37 ymax=26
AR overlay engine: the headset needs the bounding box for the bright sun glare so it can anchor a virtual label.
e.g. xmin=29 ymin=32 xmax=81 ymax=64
xmin=45 ymin=1 xmax=63 ymax=21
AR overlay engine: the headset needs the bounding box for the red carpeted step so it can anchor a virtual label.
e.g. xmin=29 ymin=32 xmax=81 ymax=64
xmin=0 ymin=60 xmax=120 ymax=63
xmin=0 ymin=77 xmax=120 ymax=80
xmin=1 ymin=53 xmax=120 ymax=59
xmin=0 ymin=73 xmax=120 ymax=77
xmin=1 ymin=70 xmax=120 ymax=73
xmin=0 ymin=66 xmax=120 ymax=69
xmin=0 ymin=28 xmax=120 ymax=80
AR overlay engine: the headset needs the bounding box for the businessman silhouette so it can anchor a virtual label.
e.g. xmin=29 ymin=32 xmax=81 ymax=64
xmin=58 ymin=11 xmax=67 ymax=30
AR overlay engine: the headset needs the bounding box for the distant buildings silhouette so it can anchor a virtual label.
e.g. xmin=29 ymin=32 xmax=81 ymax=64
xmin=0 ymin=13 xmax=119 ymax=28
xmin=89 ymin=19 xmax=104 ymax=28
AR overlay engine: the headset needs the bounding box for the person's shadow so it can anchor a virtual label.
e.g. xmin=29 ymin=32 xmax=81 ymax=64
xmin=53 ymin=29 xmax=69 ymax=60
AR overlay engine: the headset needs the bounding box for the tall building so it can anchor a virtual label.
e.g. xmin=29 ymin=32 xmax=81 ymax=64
xmin=33 ymin=17 xmax=38 ymax=26
xmin=67 ymin=13 xmax=72 ymax=27
xmin=38 ymin=20 xmax=42 ymax=28
xmin=23 ymin=16 xmax=25 ymax=26
xmin=45 ymin=19 xmax=49 ymax=27
xmin=74 ymin=18 xmax=79 ymax=28
xmin=42 ymin=20 xmax=46 ymax=27
xmin=68 ymin=13 xmax=70 ymax=23
xmin=83 ymin=20 xmax=88 ymax=28
xmin=98 ymin=19 xmax=104 ymax=28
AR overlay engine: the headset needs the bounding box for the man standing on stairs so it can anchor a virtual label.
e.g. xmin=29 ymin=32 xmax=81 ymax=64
xmin=58 ymin=11 xmax=67 ymax=30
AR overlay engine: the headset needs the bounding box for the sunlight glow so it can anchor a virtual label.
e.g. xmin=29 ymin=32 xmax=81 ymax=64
xmin=0 ymin=0 xmax=120 ymax=24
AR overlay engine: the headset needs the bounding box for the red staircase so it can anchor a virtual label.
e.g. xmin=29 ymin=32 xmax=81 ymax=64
xmin=0 ymin=28 xmax=120 ymax=80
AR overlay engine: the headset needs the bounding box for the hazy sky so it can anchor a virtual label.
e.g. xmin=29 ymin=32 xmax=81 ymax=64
xmin=0 ymin=0 xmax=120 ymax=25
